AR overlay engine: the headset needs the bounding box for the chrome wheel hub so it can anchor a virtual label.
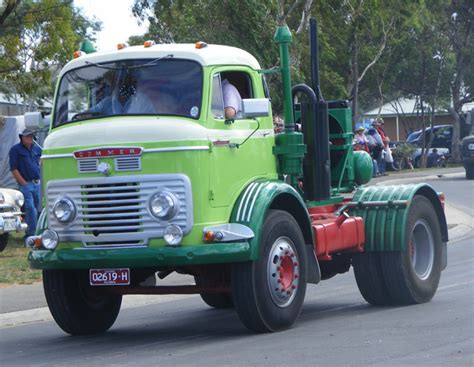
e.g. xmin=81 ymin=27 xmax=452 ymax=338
xmin=267 ymin=237 xmax=300 ymax=308
xmin=409 ymin=219 xmax=435 ymax=280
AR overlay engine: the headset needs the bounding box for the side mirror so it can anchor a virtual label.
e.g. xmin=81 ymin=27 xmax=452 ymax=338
xmin=242 ymin=98 xmax=270 ymax=118
xmin=24 ymin=112 xmax=42 ymax=129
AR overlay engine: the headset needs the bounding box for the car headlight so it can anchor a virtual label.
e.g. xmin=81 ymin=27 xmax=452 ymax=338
xmin=53 ymin=197 xmax=76 ymax=223
xmin=15 ymin=191 xmax=24 ymax=209
xmin=149 ymin=191 xmax=179 ymax=220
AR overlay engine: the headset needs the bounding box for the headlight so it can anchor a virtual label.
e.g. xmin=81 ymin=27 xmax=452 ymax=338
xmin=42 ymin=229 xmax=59 ymax=250
xmin=15 ymin=191 xmax=24 ymax=208
xmin=164 ymin=224 xmax=183 ymax=246
xmin=53 ymin=197 xmax=76 ymax=223
xmin=149 ymin=191 xmax=179 ymax=220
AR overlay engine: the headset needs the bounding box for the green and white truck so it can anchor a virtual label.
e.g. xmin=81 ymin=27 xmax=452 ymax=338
xmin=28 ymin=19 xmax=448 ymax=335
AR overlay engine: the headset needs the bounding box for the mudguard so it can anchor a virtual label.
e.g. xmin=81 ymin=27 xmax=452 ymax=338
xmin=350 ymin=183 xmax=448 ymax=252
xmin=35 ymin=208 xmax=48 ymax=235
xmin=230 ymin=179 xmax=321 ymax=283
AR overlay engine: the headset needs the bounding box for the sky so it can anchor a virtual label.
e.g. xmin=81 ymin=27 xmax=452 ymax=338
xmin=74 ymin=0 xmax=149 ymax=52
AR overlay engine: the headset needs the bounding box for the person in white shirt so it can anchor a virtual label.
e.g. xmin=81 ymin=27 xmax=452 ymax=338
xmin=222 ymin=79 xmax=242 ymax=119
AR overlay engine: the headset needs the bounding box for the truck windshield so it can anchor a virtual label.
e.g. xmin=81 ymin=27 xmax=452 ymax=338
xmin=53 ymin=58 xmax=202 ymax=127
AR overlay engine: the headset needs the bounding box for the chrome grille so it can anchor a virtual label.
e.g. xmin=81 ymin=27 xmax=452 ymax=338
xmin=46 ymin=174 xmax=193 ymax=248
xmin=78 ymin=159 xmax=98 ymax=173
xmin=114 ymin=156 xmax=141 ymax=171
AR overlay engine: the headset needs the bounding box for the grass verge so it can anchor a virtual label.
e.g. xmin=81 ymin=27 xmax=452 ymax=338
xmin=0 ymin=232 xmax=41 ymax=285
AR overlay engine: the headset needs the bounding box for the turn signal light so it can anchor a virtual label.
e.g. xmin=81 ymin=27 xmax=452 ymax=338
xmin=144 ymin=40 xmax=155 ymax=48
xmin=117 ymin=42 xmax=129 ymax=50
xmin=203 ymin=230 xmax=215 ymax=242
xmin=195 ymin=41 xmax=207 ymax=49
xmin=73 ymin=51 xmax=86 ymax=59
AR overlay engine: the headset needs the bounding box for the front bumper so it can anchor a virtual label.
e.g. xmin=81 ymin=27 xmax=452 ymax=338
xmin=28 ymin=242 xmax=252 ymax=269
xmin=0 ymin=213 xmax=27 ymax=235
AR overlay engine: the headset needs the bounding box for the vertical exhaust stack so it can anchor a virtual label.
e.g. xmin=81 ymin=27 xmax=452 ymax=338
xmin=303 ymin=17 xmax=331 ymax=201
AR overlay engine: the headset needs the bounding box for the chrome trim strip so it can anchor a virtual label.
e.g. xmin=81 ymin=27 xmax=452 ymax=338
xmin=144 ymin=146 xmax=209 ymax=153
xmin=241 ymin=183 xmax=261 ymax=223
xmin=236 ymin=182 xmax=257 ymax=222
xmin=247 ymin=183 xmax=264 ymax=222
xmin=42 ymin=153 xmax=73 ymax=159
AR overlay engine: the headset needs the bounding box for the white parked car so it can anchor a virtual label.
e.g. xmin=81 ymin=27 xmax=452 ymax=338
xmin=0 ymin=188 xmax=28 ymax=251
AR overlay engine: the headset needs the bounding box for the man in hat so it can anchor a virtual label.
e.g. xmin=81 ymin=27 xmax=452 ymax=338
xmin=9 ymin=129 xmax=42 ymax=238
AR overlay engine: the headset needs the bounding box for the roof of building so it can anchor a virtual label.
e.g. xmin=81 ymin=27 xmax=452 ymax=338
xmin=363 ymin=97 xmax=474 ymax=117
xmin=60 ymin=43 xmax=262 ymax=76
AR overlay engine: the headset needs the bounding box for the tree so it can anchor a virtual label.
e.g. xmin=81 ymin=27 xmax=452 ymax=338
xmin=0 ymin=0 xmax=100 ymax=111
xmin=445 ymin=0 xmax=473 ymax=162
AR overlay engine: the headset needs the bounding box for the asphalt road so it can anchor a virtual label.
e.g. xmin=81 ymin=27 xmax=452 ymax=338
xmin=0 ymin=173 xmax=472 ymax=366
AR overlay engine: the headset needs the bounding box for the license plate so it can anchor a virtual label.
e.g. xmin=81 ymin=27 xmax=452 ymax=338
xmin=90 ymin=268 xmax=130 ymax=286
xmin=3 ymin=219 xmax=16 ymax=232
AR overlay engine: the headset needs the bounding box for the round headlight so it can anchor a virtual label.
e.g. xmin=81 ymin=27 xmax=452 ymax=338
xmin=53 ymin=198 xmax=76 ymax=223
xmin=42 ymin=229 xmax=59 ymax=250
xmin=15 ymin=191 xmax=24 ymax=208
xmin=164 ymin=224 xmax=183 ymax=246
xmin=149 ymin=192 xmax=179 ymax=220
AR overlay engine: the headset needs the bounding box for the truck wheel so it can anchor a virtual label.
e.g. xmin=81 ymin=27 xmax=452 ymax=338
xmin=194 ymin=275 xmax=233 ymax=309
xmin=466 ymin=166 xmax=474 ymax=180
xmin=0 ymin=233 xmax=8 ymax=252
xmin=380 ymin=195 xmax=442 ymax=304
xmin=352 ymin=252 xmax=393 ymax=305
xmin=231 ymin=210 xmax=307 ymax=332
xmin=43 ymin=269 xmax=122 ymax=335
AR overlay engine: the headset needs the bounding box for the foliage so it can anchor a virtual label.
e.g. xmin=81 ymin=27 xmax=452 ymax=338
xmin=0 ymin=0 xmax=101 ymax=109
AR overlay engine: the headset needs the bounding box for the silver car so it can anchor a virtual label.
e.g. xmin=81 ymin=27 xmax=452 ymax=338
xmin=0 ymin=188 xmax=28 ymax=251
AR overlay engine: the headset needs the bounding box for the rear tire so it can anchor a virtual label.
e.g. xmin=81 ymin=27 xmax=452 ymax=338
xmin=232 ymin=210 xmax=307 ymax=332
xmin=354 ymin=195 xmax=442 ymax=306
xmin=195 ymin=274 xmax=233 ymax=309
xmin=0 ymin=233 xmax=8 ymax=252
xmin=380 ymin=196 xmax=442 ymax=304
xmin=43 ymin=269 xmax=122 ymax=335
xmin=353 ymin=252 xmax=393 ymax=305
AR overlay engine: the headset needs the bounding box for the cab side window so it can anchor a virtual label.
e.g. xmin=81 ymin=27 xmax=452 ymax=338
xmin=211 ymin=71 xmax=253 ymax=120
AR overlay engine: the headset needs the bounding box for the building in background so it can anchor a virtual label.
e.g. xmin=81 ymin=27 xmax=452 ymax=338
xmin=362 ymin=98 xmax=474 ymax=142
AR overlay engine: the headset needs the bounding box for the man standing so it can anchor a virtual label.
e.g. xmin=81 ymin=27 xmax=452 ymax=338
xmin=9 ymin=129 xmax=42 ymax=238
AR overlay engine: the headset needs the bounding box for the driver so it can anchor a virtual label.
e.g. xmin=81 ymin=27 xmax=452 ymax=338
xmin=91 ymin=71 xmax=156 ymax=115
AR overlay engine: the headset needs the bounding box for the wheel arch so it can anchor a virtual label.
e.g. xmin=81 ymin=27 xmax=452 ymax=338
xmin=230 ymin=180 xmax=313 ymax=260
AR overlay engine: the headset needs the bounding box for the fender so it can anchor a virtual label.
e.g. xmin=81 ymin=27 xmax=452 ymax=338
xmin=230 ymin=179 xmax=321 ymax=283
xmin=350 ymin=183 xmax=448 ymax=252
xmin=35 ymin=208 xmax=48 ymax=235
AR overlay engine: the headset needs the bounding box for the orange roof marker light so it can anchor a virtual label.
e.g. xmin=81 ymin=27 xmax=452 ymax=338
xmin=195 ymin=41 xmax=208 ymax=49
xmin=117 ymin=42 xmax=129 ymax=50
xmin=144 ymin=40 xmax=155 ymax=48
xmin=73 ymin=50 xmax=86 ymax=59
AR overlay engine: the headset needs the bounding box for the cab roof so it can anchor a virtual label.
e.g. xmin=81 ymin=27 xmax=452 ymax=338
xmin=60 ymin=43 xmax=261 ymax=75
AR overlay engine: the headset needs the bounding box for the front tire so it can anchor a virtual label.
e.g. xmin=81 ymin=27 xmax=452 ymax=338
xmin=231 ymin=210 xmax=307 ymax=332
xmin=0 ymin=233 xmax=8 ymax=252
xmin=43 ymin=269 xmax=122 ymax=335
